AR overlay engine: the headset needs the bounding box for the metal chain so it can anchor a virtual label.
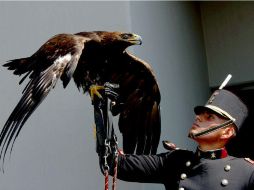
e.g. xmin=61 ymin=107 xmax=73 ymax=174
xmin=103 ymin=139 xmax=110 ymax=190
xmin=103 ymin=137 xmax=119 ymax=190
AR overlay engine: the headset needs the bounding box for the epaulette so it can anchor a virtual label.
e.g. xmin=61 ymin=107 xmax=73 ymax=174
xmin=162 ymin=140 xmax=180 ymax=150
xmin=244 ymin=158 xmax=254 ymax=165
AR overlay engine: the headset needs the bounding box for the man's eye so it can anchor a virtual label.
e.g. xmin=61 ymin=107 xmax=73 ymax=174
xmin=207 ymin=114 xmax=214 ymax=119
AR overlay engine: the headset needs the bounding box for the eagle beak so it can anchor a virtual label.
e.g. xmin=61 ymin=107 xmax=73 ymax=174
xmin=130 ymin=34 xmax=142 ymax=45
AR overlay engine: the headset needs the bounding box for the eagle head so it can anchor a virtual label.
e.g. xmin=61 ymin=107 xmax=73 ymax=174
xmin=118 ymin=32 xmax=142 ymax=46
xmin=97 ymin=31 xmax=142 ymax=51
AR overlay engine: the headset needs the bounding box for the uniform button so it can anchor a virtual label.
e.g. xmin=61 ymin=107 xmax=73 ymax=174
xmin=221 ymin=179 xmax=229 ymax=186
xmin=180 ymin=173 xmax=187 ymax=180
xmin=179 ymin=188 xmax=185 ymax=190
xmin=185 ymin=161 xmax=191 ymax=167
xmin=224 ymin=164 xmax=231 ymax=172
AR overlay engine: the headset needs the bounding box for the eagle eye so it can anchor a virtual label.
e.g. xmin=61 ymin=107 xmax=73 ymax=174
xmin=121 ymin=33 xmax=132 ymax=39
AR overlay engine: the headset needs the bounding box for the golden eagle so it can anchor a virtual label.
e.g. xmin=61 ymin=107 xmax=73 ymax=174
xmin=0 ymin=31 xmax=161 ymax=163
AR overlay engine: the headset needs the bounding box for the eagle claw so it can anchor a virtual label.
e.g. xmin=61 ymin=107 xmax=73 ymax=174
xmin=89 ymin=85 xmax=105 ymax=102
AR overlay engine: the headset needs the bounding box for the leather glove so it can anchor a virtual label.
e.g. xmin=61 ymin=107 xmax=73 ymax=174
xmin=93 ymin=95 xmax=107 ymax=156
xmin=93 ymin=82 xmax=120 ymax=154
xmin=104 ymin=82 xmax=124 ymax=116
xmin=93 ymin=82 xmax=121 ymax=173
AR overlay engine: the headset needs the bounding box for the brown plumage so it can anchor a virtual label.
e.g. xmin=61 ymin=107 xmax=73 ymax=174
xmin=1 ymin=31 xmax=161 ymax=163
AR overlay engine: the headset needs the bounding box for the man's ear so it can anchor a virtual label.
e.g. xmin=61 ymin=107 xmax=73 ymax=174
xmin=221 ymin=126 xmax=236 ymax=139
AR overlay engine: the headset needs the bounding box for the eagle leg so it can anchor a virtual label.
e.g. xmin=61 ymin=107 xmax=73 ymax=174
xmin=89 ymin=85 xmax=105 ymax=101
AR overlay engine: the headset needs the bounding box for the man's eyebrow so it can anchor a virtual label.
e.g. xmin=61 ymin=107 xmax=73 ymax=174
xmin=203 ymin=110 xmax=221 ymax=117
xmin=204 ymin=110 xmax=229 ymax=120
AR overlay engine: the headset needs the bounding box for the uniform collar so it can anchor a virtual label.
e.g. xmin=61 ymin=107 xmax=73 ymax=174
xmin=195 ymin=147 xmax=228 ymax=160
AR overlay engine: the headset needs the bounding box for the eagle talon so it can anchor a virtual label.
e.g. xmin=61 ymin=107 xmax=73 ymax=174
xmin=89 ymin=85 xmax=105 ymax=101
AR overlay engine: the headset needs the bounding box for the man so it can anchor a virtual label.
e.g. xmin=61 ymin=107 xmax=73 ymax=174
xmin=94 ymin=88 xmax=254 ymax=190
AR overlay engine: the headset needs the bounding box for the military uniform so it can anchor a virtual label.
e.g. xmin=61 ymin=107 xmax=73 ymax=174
xmin=94 ymin=85 xmax=253 ymax=189
xmin=114 ymin=89 xmax=254 ymax=189
xmin=116 ymin=147 xmax=254 ymax=190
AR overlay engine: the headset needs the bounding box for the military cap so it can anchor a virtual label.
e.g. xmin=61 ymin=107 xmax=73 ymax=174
xmin=194 ymin=89 xmax=248 ymax=130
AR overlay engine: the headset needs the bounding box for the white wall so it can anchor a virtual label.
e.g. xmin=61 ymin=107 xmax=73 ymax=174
xmin=200 ymin=2 xmax=254 ymax=87
xmin=0 ymin=2 xmax=209 ymax=190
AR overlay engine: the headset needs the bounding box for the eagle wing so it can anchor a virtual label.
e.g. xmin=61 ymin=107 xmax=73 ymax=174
xmin=110 ymin=51 xmax=161 ymax=155
xmin=1 ymin=31 xmax=161 ymax=166
xmin=0 ymin=34 xmax=89 ymax=162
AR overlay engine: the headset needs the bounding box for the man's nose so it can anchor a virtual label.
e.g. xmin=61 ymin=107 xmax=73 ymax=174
xmin=195 ymin=115 xmax=202 ymax=122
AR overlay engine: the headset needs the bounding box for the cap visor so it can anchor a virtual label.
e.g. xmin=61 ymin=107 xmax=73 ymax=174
xmin=194 ymin=106 xmax=228 ymax=119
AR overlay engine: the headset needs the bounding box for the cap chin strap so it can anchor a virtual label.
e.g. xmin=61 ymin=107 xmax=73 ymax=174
xmin=189 ymin=120 xmax=234 ymax=138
